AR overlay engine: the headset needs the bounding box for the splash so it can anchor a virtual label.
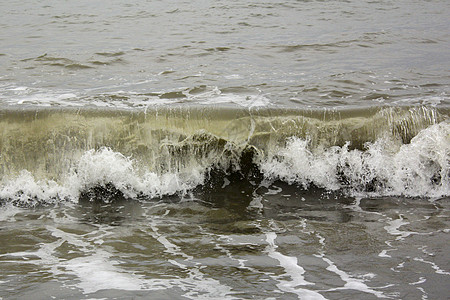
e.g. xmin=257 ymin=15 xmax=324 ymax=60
xmin=0 ymin=148 xmax=206 ymax=206
xmin=261 ymin=122 xmax=449 ymax=197
xmin=0 ymin=106 xmax=448 ymax=205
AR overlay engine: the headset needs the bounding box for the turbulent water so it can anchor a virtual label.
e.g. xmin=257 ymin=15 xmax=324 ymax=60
xmin=1 ymin=0 xmax=450 ymax=299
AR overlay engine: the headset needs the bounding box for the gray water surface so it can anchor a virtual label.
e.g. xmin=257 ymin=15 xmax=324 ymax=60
xmin=1 ymin=182 xmax=449 ymax=299
xmin=1 ymin=0 xmax=449 ymax=108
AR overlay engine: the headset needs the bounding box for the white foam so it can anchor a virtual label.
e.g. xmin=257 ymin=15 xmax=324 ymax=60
xmin=0 ymin=147 xmax=206 ymax=205
xmin=147 ymin=218 xmax=236 ymax=299
xmin=0 ymin=223 xmax=177 ymax=294
xmin=1 ymin=82 xmax=272 ymax=109
xmin=248 ymin=195 xmax=264 ymax=211
xmin=0 ymin=204 xmax=22 ymax=222
xmin=44 ymin=225 xmax=175 ymax=294
xmin=265 ymin=232 xmax=327 ymax=300
xmin=0 ymin=170 xmax=72 ymax=205
xmin=392 ymin=95 xmax=446 ymax=106
xmin=378 ymin=249 xmax=392 ymax=258
xmin=384 ymin=216 xmax=413 ymax=241
xmin=11 ymin=86 xmax=28 ymax=91
xmin=319 ymin=256 xmax=387 ymax=298
xmin=186 ymin=86 xmax=271 ymax=108
xmin=261 ymin=122 xmax=450 ymax=197
xmin=213 ymin=233 xmax=259 ymax=271
xmin=199 ymin=93 xmax=271 ymax=108
xmin=224 ymin=74 xmax=243 ymax=79
xmin=413 ymin=257 xmax=450 ymax=275
xmin=410 ymin=277 xmax=427 ymax=285
xmin=76 ymin=147 xmax=206 ymax=200
xmin=60 ymin=252 xmax=145 ymax=293
xmin=260 ymin=138 xmax=341 ymax=190
xmin=15 ymin=92 xmax=78 ymax=106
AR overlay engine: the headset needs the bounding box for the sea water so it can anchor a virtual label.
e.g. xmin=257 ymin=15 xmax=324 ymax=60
xmin=1 ymin=0 xmax=449 ymax=299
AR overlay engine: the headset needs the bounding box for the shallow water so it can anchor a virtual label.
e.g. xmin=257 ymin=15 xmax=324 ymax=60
xmin=1 ymin=0 xmax=449 ymax=299
xmin=1 ymin=182 xmax=449 ymax=299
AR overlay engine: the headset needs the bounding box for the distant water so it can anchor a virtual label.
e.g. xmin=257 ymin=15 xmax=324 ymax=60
xmin=1 ymin=0 xmax=449 ymax=108
xmin=1 ymin=1 xmax=449 ymax=299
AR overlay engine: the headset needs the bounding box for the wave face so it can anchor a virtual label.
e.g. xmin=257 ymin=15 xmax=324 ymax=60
xmin=0 ymin=106 xmax=448 ymax=205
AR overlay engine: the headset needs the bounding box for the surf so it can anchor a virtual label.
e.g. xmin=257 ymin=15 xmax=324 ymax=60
xmin=0 ymin=105 xmax=448 ymax=205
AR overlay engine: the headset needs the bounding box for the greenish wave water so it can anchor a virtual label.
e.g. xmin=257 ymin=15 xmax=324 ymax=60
xmin=1 ymin=106 xmax=448 ymax=205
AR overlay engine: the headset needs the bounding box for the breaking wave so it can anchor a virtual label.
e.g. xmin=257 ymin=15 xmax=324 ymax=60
xmin=261 ymin=122 xmax=449 ymax=197
xmin=0 ymin=105 xmax=448 ymax=205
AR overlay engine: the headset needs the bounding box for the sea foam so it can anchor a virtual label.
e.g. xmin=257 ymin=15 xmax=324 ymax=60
xmin=0 ymin=148 xmax=205 ymax=206
xmin=261 ymin=122 xmax=449 ymax=197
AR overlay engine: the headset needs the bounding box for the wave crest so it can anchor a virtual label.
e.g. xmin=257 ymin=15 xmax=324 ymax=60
xmin=261 ymin=122 xmax=449 ymax=197
xmin=0 ymin=107 xmax=448 ymax=205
